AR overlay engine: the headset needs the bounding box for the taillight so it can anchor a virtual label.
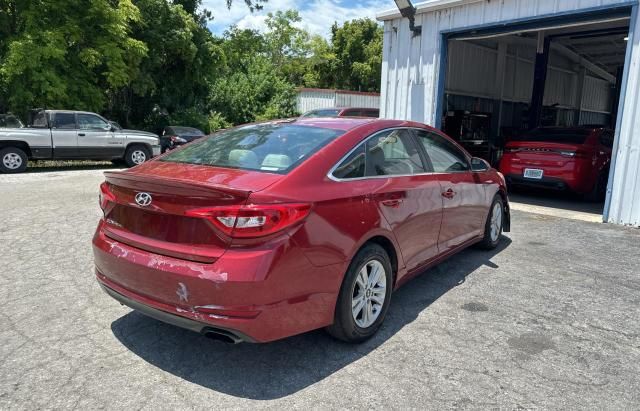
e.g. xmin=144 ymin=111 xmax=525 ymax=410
xmin=99 ymin=182 xmax=116 ymax=211
xmin=170 ymin=135 xmax=187 ymax=143
xmin=185 ymin=203 xmax=312 ymax=238
xmin=558 ymin=150 xmax=588 ymax=158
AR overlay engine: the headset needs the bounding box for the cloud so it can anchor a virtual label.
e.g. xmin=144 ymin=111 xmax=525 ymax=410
xmin=204 ymin=0 xmax=394 ymax=37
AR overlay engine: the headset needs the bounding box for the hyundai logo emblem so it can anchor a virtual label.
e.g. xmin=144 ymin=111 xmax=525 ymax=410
xmin=135 ymin=192 xmax=153 ymax=207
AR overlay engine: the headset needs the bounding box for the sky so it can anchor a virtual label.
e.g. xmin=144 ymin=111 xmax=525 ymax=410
xmin=204 ymin=0 xmax=397 ymax=38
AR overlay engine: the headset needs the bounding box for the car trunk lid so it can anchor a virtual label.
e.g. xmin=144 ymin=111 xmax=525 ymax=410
xmin=101 ymin=163 xmax=283 ymax=262
xmin=505 ymin=141 xmax=586 ymax=167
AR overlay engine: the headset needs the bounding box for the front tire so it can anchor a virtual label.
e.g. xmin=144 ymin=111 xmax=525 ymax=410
xmin=124 ymin=145 xmax=150 ymax=168
xmin=478 ymin=195 xmax=504 ymax=250
xmin=0 ymin=147 xmax=28 ymax=173
xmin=326 ymin=243 xmax=393 ymax=343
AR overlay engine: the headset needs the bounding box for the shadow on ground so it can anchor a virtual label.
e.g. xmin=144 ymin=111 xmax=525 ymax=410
xmin=508 ymin=186 xmax=604 ymax=215
xmin=25 ymin=162 xmax=120 ymax=173
xmin=111 ymin=238 xmax=511 ymax=400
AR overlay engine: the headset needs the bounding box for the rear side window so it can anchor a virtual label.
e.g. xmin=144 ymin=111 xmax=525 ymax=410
xmin=333 ymin=144 xmax=366 ymax=179
xmin=161 ymin=124 xmax=343 ymax=174
xmin=53 ymin=113 xmax=76 ymax=129
xmin=365 ymin=129 xmax=425 ymax=176
xmin=415 ymin=130 xmax=470 ymax=173
xmin=363 ymin=110 xmax=379 ymax=118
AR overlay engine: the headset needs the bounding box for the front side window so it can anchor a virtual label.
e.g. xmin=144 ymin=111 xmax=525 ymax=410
xmin=53 ymin=113 xmax=76 ymax=129
xmin=365 ymin=129 xmax=425 ymax=176
xmin=77 ymin=114 xmax=109 ymax=130
xmin=161 ymin=124 xmax=343 ymax=174
xmin=415 ymin=130 xmax=470 ymax=173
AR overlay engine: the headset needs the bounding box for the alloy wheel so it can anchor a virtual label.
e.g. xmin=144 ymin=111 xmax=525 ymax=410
xmin=490 ymin=202 xmax=503 ymax=242
xmin=3 ymin=153 xmax=22 ymax=170
xmin=351 ymin=259 xmax=387 ymax=328
xmin=131 ymin=150 xmax=147 ymax=165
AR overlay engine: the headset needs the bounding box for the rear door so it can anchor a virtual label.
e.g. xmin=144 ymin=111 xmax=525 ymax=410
xmin=364 ymin=128 xmax=443 ymax=272
xmin=413 ymin=129 xmax=487 ymax=252
xmin=77 ymin=113 xmax=123 ymax=159
xmin=50 ymin=112 xmax=79 ymax=159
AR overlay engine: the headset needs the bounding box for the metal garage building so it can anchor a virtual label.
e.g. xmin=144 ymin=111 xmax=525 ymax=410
xmin=378 ymin=0 xmax=640 ymax=227
xmin=295 ymin=88 xmax=380 ymax=114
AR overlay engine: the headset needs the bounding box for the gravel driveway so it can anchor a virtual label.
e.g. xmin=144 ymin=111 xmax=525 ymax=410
xmin=1 ymin=168 xmax=638 ymax=409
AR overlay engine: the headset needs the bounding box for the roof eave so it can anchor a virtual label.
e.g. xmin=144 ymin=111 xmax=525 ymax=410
xmin=376 ymin=0 xmax=484 ymax=21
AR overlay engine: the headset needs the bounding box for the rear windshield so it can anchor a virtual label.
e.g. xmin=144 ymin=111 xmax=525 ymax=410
xmin=513 ymin=128 xmax=591 ymax=145
xmin=170 ymin=126 xmax=203 ymax=135
xmin=302 ymin=109 xmax=341 ymax=118
xmin=160 ymin=123 xmax=344 ymax=173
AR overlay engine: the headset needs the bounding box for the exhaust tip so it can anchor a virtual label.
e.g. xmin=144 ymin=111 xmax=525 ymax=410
xmin=202 ymin=328 xmax=243 ymax=344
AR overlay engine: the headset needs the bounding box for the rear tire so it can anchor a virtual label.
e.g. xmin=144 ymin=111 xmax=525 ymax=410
xmin=478 ymin=195 xmax=504 ymax=250
xmin=584 ymin=170 xmax=608 ymax=202
xmin=326 ymin=243 xmax=393 ymax=343
xmin=124 ymin=145 xmax=150 ymax=168
xmin=0 ymin=147 xmax=28 ymax=173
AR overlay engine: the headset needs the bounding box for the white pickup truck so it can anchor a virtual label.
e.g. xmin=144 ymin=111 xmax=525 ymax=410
xmin=0 ymin=110 xmax=161 ymax=173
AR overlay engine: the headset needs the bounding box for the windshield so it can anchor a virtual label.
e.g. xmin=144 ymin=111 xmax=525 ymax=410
xmin=160 ymin=123 xmax=344 ymax=173
xmin=513 ymin=128 xmax=591 ymax=145
xmin=302 ymin=109 xmax=341 ymax=118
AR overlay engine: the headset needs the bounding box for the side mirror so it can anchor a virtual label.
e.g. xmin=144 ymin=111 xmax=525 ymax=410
xmin=471 ymin=157 xmax=490 ymax=172
xmin=110 ymin=126 xmax=117 ymax=132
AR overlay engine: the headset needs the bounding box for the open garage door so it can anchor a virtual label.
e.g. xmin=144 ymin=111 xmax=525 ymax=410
xmin=440 ymin=10 xmax=632 ymax=222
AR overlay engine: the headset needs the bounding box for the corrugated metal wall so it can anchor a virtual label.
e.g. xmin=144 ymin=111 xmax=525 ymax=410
xmin=445 ymin=40 xmax=613 ymax=111
xmin=379 ymin=0 xmax=640 ymax=226
xmin=296 ymin=89 xmax=380 ymax=114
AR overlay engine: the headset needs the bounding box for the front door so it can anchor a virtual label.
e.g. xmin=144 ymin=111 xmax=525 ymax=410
xmin=413 ymin=129 xmax=487 ymax=252
xmin=365 ymin=129 xmax=443 ymax=273
xmin=76 ymin=113 xmax=123 ymax=159
xmin=50 ymin=112 xmax=79 ymax=159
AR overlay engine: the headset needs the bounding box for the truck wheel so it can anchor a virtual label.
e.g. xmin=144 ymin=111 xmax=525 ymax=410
xmin=124 ymin=145 xmax=150 ymax=167
xmin=0 ymin=147 xmax=28 ymax=173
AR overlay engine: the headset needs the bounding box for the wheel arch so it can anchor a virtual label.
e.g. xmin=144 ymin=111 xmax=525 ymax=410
xmin=354 ymin=232 xmax=402 ymax=287
xmin=0 ymin=141 xmax=32 ymax=157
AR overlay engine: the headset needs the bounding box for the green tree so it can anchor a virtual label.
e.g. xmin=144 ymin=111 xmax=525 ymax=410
xmin=264 ymin=10 xmax=310 ymax=84
xmin=209 ymin=57 xmax=297 ymax=124
xmin=330 ymin=18 xmax=382 ymax=92
xmin=0 ymin=0 xmax=147 ymax=116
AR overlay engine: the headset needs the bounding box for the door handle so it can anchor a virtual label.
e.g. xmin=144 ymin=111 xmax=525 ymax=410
xmin=381 ymin=199 xmax=403 ymax=208
xmin=78 ymin=133 xmax=86 ymax=137
xmin=442 ymin=188 xmax=457 ymax=199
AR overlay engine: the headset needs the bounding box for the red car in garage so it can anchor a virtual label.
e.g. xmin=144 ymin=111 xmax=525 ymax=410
xmin=499 ymin=127 xmax=613 ymax=200
xmin=93 ymin=118 xmax=510 ymax=343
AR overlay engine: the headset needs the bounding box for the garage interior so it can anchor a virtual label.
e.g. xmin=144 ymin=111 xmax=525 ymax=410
xmin=441 ymin=14 xmax=631 ymax=218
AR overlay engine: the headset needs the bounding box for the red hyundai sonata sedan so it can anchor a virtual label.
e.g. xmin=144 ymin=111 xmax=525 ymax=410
xmin=93 ymin=118 xmax=510 ymax=343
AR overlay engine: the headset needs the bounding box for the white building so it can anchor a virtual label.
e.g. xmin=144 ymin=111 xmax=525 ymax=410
xmin=377 ymin=0 xmax=640 ymax=227
xmin=296 ymin=88 xmax=380 ymax=114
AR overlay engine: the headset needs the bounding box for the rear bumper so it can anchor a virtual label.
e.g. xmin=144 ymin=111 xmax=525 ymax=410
xmin=505 ymin=174 xmax=570 ymax=191
xmin=98 ymin=279 xmax=253 ymax=343
xmin=92 ymin=220 xmax=343 ymax=343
